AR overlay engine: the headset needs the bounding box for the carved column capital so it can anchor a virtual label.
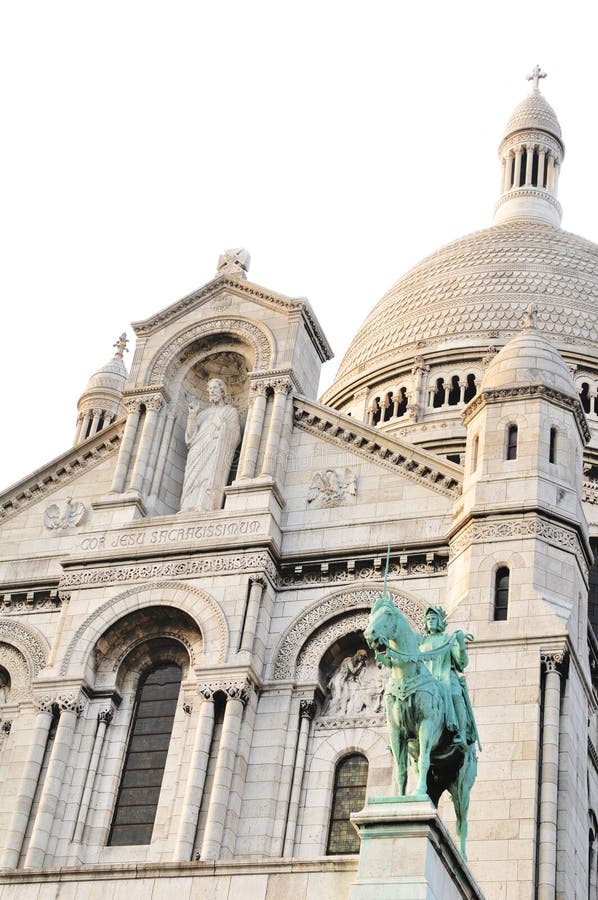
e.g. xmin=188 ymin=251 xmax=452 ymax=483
xmin=249 ymin=573 xmax=267 ymax=588
xmin=182 ymin=701 xmax=193 ymax=715
xmin=145 ymin=394 xmax=165 ymax=412
xmin=198 ymin=684 xmax=216 ymax=702
xmin=1 ymin=720 xmax=12 ymax=734
xmin=57 ymin=693 xmax=87 ymax=716
xmin=124 ymin=397 xmax=142 ymax=414
xmin=299 ymin=699 xmax=317 ymax=721
xmin=272 ymin=378 xmax=292 ymax=395
xmin=541 ymin=648 xmax=568 ymax=676
xmin=98 ymin=705 xmax=115 ymax=725
xmin=250 ymin=381 xmax=269 ymax=398
xmin=33 ymin=696 xmax=55 ymax=714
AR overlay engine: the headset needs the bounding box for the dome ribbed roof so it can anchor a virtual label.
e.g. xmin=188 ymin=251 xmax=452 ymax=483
xmin=503 ymin=91 xmax=562 ymax=141
xmin=329 ymin=222 xmax=598 ymax=397
xmin=481 ymin=326 xmax=576 ymax=396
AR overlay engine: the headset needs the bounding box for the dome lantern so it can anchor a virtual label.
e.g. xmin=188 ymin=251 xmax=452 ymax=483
xmin=494 ymin=67 xmax=564 ymax=227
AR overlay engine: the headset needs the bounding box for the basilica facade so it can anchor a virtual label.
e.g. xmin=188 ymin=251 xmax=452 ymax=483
xmin=0 ymin=74 xmax=597 ymax=899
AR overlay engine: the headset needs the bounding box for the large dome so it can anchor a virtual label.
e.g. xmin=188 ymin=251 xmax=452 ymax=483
xmin=326 ymin=220 xmax=598 ymax=402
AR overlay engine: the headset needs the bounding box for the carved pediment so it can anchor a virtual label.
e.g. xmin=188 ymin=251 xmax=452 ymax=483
xmin=293 ymin=397 xmax=462 ymax=499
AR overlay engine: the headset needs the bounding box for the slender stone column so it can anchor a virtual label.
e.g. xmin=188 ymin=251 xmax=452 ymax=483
xmin=129 ymin=396 xmax=163 ymax=494
xmin=148 ymin=412 xmax=176 ymax=502
xmin=283 ymin=699 xmax=316 ymax=856
xmin=110 ymin=399 xmax=141 ymax=493
xmin=89 ymin=409 xmax=102 ymax=436
xmin=240 ymin=575 xmax=266 ymax=653
xmin=537 ymin=651 xmax=565 ymax=900
xmin=546 ymin=152 xmax=556 ymax=191
xmin=513 ymin=148 xmax=523 ymax=188
xmin=237 ymin=383 xmax=268 ymax=479
xmin=72 ymin=706 xmax=114 ymax=843
xmin=174 ymin=689 xmax=216 ymax=861
xmin=0 ymin=703 xmax=53 ymax=869
xmin=73 ymin=414 xmax=85 ymax=446
xmin=25 ymin=695 xmax=85 ymax=868
xmin=200 ymin=682 xmax=250 ymax=860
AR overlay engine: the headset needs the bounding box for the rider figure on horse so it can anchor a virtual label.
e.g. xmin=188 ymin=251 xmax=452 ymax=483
xmin=419 ymin=605 xmax=478 ymax=749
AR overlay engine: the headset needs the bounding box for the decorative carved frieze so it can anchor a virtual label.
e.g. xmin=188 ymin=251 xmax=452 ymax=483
xmin=279 ymin=553 xmax=446 ymax=589
xmin=2 ymin=589 xmax=62 ymax=614
xmin=462 ymin=385 xmax=590 ymax=441
xmin=59 ymin=551 xmax=277 ymax=590
xmin=449 ymin=516 xmax=588 ymax=578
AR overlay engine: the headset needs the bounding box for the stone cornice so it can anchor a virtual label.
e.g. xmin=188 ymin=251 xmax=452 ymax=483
xmin=293 ymin=397 xmax=462 ymax=498
xmin=131 ymin=275 xmax=333 ymax=362
xmin=462 ymin=384 xmax=590 ymax=443
xmin=0 ymin=422 xmax=123 ymax=524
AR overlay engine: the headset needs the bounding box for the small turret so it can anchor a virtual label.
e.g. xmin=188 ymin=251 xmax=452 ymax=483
xmin=74 ymin=333 xmax=129 ymax=444
xmin=494 ymin=66 xmax=564 ymax=227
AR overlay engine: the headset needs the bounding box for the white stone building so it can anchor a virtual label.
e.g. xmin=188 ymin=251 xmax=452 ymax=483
xmin=0 ymin=73 xmax=597 ymax=899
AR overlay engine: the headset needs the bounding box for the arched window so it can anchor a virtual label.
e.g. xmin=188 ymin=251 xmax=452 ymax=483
xmin=549 ymin=427 xmax=557 ymax=464
xmin=326 ymin=753 xmax=368 ymax=855
xmin=463 ymin=373 xmax=477 ymax=403
xmin=109 ymin=663 xmax=182 ymax=846
xmin=396 ymin=387 xmax=408 ymax=418
xmin=372 ymin=398 xmax=382 ymax=426
xmin=448 ymin=375 xmax=461 ymax=406
xmin=580 ymin=383 xmax=591 ymax=414
xmin=432 ymin=378 xmax=445 ymax=408
xmin=494 ymin=567 xmax=510 ymax=621
xmin=506 ymin=425 xmax=518 ymax=460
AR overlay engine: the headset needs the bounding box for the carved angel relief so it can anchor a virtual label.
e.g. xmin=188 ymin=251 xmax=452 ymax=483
xmin=322 ymin=649 xmax=386 ymax=718
xmin=44 ymin=498 xmax=86 ymax=530
xmin=307 ymin=468 xmax=357 ymax=509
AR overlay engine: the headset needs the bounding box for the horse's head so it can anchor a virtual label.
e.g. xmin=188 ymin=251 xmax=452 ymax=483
xmin=364 ymin=593 xmax=397 ymax=653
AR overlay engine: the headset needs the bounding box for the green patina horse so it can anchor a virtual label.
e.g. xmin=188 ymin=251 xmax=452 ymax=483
xmin=364 ymin=590 xmax=479 ymax=859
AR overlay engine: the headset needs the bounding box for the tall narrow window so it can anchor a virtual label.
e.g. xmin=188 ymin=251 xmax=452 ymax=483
xmin=549 ymin=427 xmax=557 ymax=464
xmin=471 ymin=435 xmax=479 ymax=472
xmin=494 ymin=567 xmax=510 ymax=621
xmin=109 ymin=663 xmax=181 ymax=846
xmin=326 ymin=754 xmax=368 ymax=855
xmin=506 ymin=425 xmax=518 ymax=460
xmin=580 ymin=383 xmax=591 ymax=414
xmin=448 ymin=375 xmax=461 ymax=406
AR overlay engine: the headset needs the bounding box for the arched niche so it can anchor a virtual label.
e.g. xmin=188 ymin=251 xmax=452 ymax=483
xmin=0 ymin=620 xmax=49 ymax=700
xmin=270 ymin=584 xmax=427 ymax=682
xmin=60 ymin=582 xmax=228 ymax=679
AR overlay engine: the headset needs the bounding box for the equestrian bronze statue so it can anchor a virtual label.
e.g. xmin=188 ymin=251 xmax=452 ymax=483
xmin=364 ymin=585 xmax=480 ymax=858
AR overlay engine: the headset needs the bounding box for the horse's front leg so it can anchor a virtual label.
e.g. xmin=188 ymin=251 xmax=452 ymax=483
xmin=385 ymin=694 xmax=407 ymax=794
xmin=415 ymin=720 xmax=434 ymax=797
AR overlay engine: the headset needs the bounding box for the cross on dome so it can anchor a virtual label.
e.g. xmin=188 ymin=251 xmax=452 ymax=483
xmin=527 ymin=65 xmax=546 ymax=92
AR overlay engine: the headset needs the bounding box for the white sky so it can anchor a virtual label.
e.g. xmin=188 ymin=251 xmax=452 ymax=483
xmin=2 ymin=1 xmax=598 ymax=490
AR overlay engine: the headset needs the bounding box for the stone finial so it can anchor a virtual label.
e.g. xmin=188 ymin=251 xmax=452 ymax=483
xmin=113 ymin=333 xmax=129 ymax=358
xmin=521 ymin=303 xmax=538 ymax=330
xmin=527 ymin=64 xmax=547 ymax=92
xmin=217 ymin=248 xmax=251 ymax=279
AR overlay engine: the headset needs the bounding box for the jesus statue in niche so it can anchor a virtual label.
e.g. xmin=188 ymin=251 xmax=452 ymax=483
xmin=179 ymin=378 xmax=241 ymax=513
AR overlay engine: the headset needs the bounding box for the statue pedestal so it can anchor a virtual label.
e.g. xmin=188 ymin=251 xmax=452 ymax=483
xmin=349 ymin=798 xmax=483 ymax=900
